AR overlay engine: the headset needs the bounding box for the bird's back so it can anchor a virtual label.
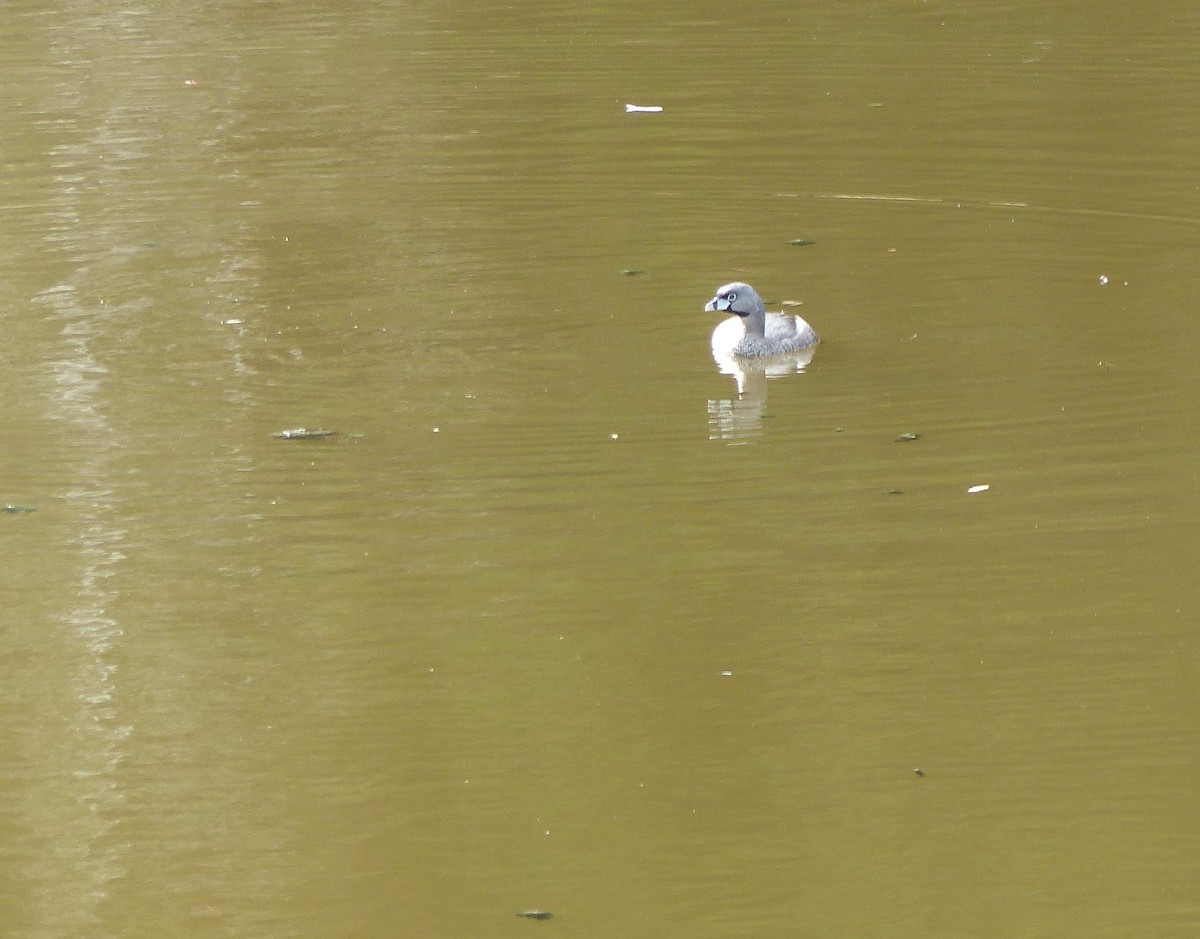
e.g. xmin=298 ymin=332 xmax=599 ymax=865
xmin=764 ymin=313 xmax=818 ymax=351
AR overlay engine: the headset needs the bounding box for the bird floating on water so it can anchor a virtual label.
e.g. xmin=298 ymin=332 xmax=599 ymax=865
xmin=705 ymin=282 xmax=818 ymax=359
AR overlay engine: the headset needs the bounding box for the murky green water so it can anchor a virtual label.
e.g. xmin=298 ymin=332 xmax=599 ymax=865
xmin=3 ymin=1 xmax=1199 ymax=936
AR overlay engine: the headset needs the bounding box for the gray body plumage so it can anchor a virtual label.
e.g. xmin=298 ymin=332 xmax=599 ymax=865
xmin=705 ymin=282 xmax=818 ymax=358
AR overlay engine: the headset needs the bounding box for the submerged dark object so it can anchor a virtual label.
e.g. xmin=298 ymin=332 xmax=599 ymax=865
xmin=517 ymin=910 xmax=553 ymax=920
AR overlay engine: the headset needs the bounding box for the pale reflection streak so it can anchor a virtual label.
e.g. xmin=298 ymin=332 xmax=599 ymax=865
xmin=16 ymin=3 xmax=276 ymax=927
xmin=18 ymin=9 xmax=158 ymax=927
xmin=32 ymin=282 xmax=132 ymax=936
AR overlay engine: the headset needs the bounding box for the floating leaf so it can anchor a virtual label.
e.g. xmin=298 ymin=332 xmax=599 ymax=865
xmin=517 ymin=911 xmax=553 ymax=920
xmin=895 ymin=432 xmax=921 ymax=442
xmin=2 ymin=504 xmax=37 ymax=513
xmin=788 ymin=238 xmax=814 ymax=246
xmin=620 ymin=268 xmax=644 ymax=276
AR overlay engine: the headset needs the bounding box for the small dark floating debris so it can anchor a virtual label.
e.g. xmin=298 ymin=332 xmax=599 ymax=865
xmin=620 ymin=268 xmax=645 ymax=276
xmin=2 ymin=504 xmax=37 ymax=513
xmin=788 ymin=238 xmax=814 ymax=247
xmin=914 ymin=768 xmax=925 ymax=777
xmin=272 ymin=428 xmax=336 ymax=440
xmin=886 ymin=488 xmax=904 ymax=496
xmin=895 ymin=432 xmax=921 ymax=442
xmin=517 ymin=911 xmax=553 ymax=920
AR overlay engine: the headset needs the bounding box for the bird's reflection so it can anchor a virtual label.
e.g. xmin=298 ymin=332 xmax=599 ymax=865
xmin=707 ymin=344 xmax=816 ymax=442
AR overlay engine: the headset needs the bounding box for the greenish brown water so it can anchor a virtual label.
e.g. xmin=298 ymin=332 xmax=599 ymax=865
xmin=2 ymin=2 xmax=1199 ymax=937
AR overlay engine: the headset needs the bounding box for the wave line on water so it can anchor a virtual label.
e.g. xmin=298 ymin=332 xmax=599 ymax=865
xmin=815 ymin=192 xmax=1028 ymax=208
xmin=813 ymin=191 xmax=1200 ymax=227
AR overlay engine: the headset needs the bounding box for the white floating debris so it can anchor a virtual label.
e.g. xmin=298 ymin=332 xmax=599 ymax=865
xmin=223 ymin=318 xmax=243 ymax=326
xmin=1098 ymin=275 xmax=1109 ymax=285
xmin=720 ymin=670 xmax=733 ymax=677
xmin=625 ymin=103 xmax=663 ymax=113
xmin=610 ymin=433 xmax=619 ymax=440
xmin=271 ymin=428 xmax=336 ymax=440
xmin=967 ymin=484 xmax=990 ymax=494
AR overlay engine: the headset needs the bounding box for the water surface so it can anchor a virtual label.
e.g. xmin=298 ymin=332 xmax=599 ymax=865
xmin=2 ymin=1 xmax=1199 ymax=936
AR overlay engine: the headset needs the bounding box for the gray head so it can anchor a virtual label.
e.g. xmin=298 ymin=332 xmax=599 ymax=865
xmin=704 ymin=282 xmax=766 ymax=318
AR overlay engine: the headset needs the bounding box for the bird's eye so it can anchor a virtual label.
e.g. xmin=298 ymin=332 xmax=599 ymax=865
xmin=726 ymin=292 xmax=737 ymax=302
